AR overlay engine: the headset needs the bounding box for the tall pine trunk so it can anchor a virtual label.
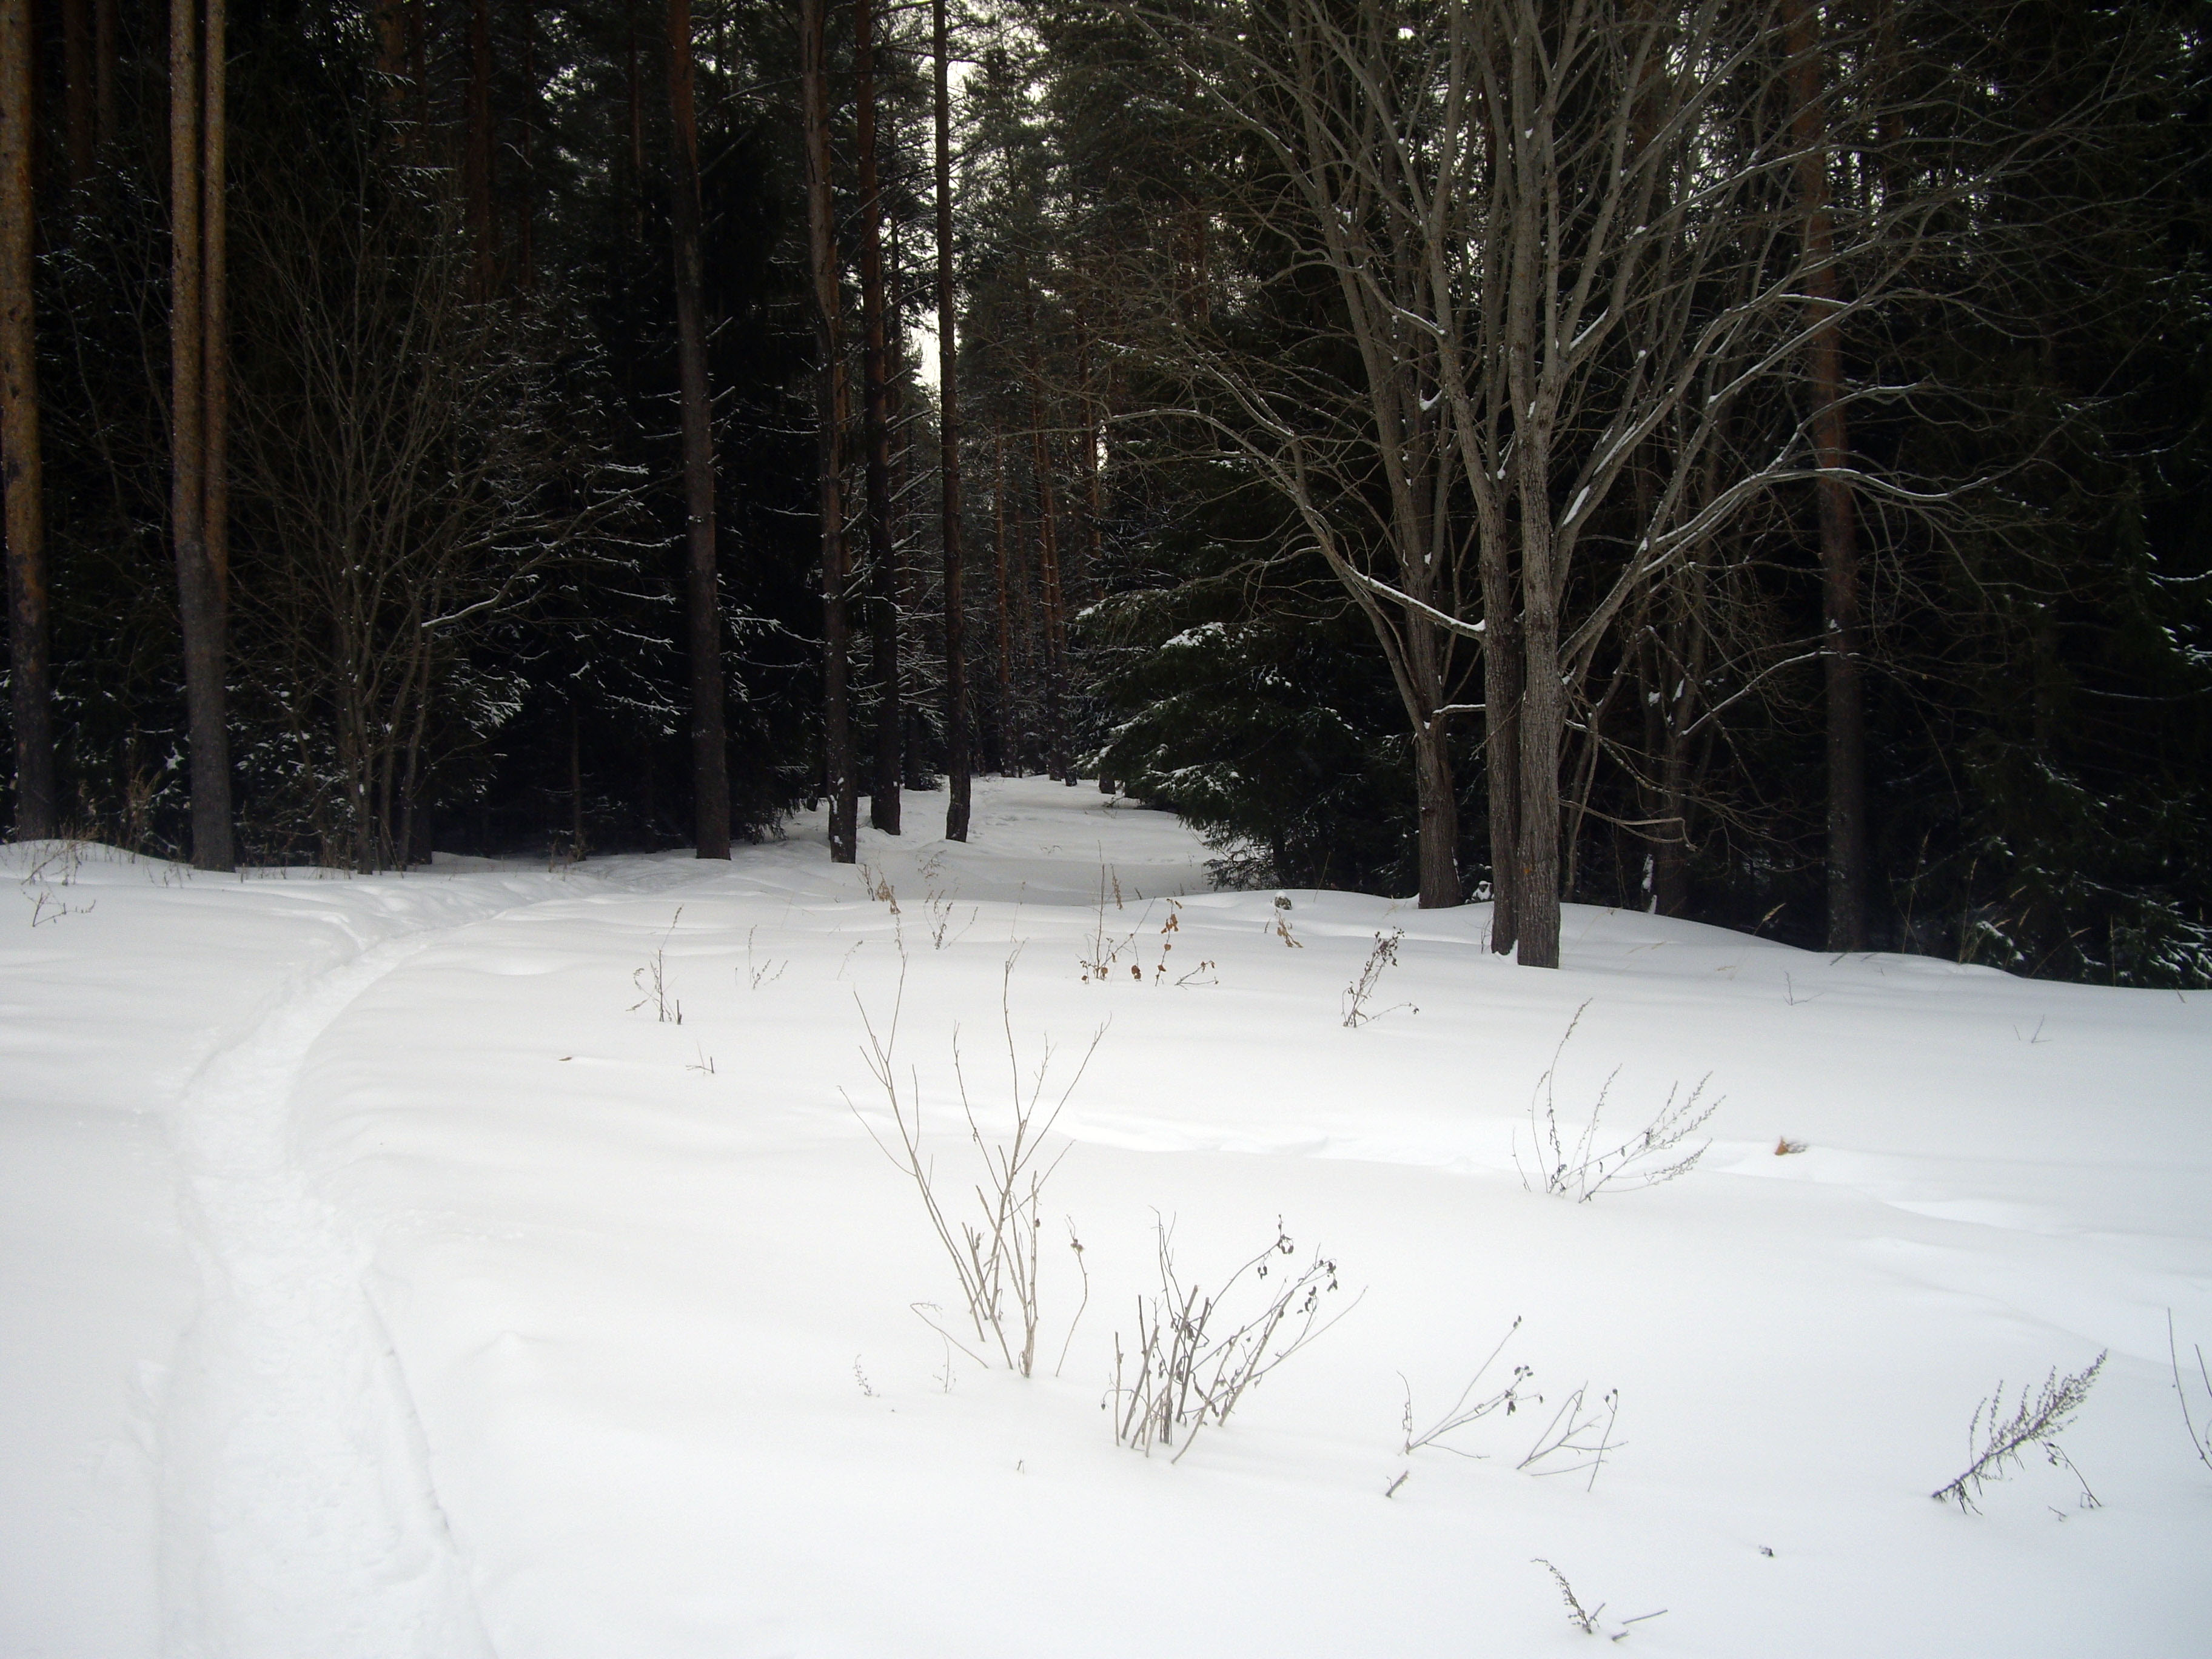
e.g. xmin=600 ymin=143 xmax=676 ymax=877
xmin=1027 ymin=387 xmax=1068 ymax=784
xmin=170 ymin=0 xmax=232 ymax=868
xmin=1 ymin=0 xmax=55 ymax=839
xmin=992 ymin=431 xmax=1013 ymax=773
xmin=1076 ymin=307 xmax=1110 ymax=793
xmin=94 ymin=0 xmax=115 ymax=150
xmin=201 ymin=0 xmax=227 ymax=639
xmin=854 ymin=0 xmax=899 ymax=833
xmin=1786 ymin=0 xmax=1868 ymax=951
xmin=666 ymin=0 xmax=730 ymax=857
xmin=802 ymin=0 xmax=854 ymax=862
xmin=626 ymin=1 xmax=643 ymax=241
xmin=466 ymin=0 xmax=493 ymax=289
xmin=372 ymin=0 xmax=406 ymax=93
xmin=933 ymin=0 xmax=968 ymax=841
xmin=406 ymin=0 xmax=424 ymax=134
xmin=62 ymin=0 xmax=91 ymax=186
xmin=518 ymin=1 xmax=535 ymax=288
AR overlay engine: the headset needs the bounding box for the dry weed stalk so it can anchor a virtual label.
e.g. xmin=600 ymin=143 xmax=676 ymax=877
xmin=1081 ymin=885 xmax=1212 ymax=985
xmin=1399 ymin=1316 xmax=1532 ymax=1456
xmin=851 ymin=954 xmax=1104 ymax=1377
xmin=1518 ymin=1384 xmax=1622 ymax=1489
xmin=629 ymin=907 xmax=684 ymax=1023
xmin=1532 ymin=1560 xmax=1666 ymax=1641
xmin=1519 ymin=1004 xmax=1718 ymax=1200
xmin=1932 ymin=1351 xmax=2106 ymax=1513
xmin=1342 ymin=928 xmax=1415 ymax=1027
xmin=1534 ymin=1559 xmax=1603 ymax=1635
xmin=16 ymin=836 xmax=99 ymax=925
xmin=1398 ymin=1318 xmax=1620 ymax=1489
xmin=1111 ymin=1218 xmax=1359 ymax=1461
xmin=741 ymin=925 xmax=788 ymax=990
xmin=1079 ymin=864 xmax=1141 ymax=981
xmin=2170 ymin=1312 xmax=2212 ymax=1475
xmin=909 ymin=850 xmax=976 ymax=951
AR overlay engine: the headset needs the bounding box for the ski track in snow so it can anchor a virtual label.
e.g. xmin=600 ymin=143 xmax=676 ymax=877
xmin=156 ymin=921 xmax=506 ymax=1659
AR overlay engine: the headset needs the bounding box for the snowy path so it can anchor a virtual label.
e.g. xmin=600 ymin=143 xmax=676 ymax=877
xmin=156 ymin=928 xmax=503 ymax=1659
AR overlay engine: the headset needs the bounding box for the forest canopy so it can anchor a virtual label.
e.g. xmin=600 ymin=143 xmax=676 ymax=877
xmin=2 ymin=0 xmax=2207 ymax=985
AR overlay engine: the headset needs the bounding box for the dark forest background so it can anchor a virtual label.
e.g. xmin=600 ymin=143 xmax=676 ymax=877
xmin=2 ymin=0 xmax=2207 ymax=987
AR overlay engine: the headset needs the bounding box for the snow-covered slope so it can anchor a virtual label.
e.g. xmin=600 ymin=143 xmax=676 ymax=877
xmin=3 ymin=777 xmax=2206 ymax=1658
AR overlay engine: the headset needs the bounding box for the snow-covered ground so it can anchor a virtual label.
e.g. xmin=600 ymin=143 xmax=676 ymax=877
xmin=3 ymin=775 xmax=2207 ymax=1658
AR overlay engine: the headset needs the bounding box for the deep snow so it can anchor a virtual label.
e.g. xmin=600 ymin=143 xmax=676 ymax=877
xmin=2 ymin=776 xmax=2207 ymax=1658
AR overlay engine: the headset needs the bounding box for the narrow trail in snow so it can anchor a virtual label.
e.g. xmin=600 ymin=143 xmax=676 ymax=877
xmin=155 ymin=922 xmax=511 ymax=1659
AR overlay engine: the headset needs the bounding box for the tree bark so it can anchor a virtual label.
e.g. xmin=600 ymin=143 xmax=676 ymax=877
xmin=1513 ymin=442 xmax=1564 ymax=966
xmin=406 ymin=0 xmax=424 ymax=133
xmin=568 ymin=696 xmax=583 ymax=856
xmin=466 ymin=0 xmax=494 ymax=290
xmin=518 ymin=0 xmax=535 ymax=289
xmin=170 ymin=0 xmax=232 ymax=868
xmin=1500 ymin=19 xmax=1562 ymax=970
xmin=201 ymin=0 xmax=226 ymax=596
xmin=1029 ymin=397 xmax=1068 ymax=783
xmin=62 ymin=0 xmax=91 ymax=187
xmin=93 ymin=0 xmax=114 ymax=152
xmin=626 ymin=1 xmax=644 ymax=241
xmin=372 ymin=0 xmax=406 ymax=93
xmin=802 ymin=0 xmax=855 ymax=862
xmin=1786 ymin=0 xmax=1868 ymax=951
xmin=1 ymin=0 xmax=55 ymax=839
xmin=1400 ymin=579 xmax=1463 ymax=907
xmin=1513 ymin=612 xmax=1562 ymax=965
xmin=933 ymin=0 xmax=968 ymax=841
xmin=1655 ymin=544 xmax=1711 ymax=917
xmin=667 ymin=0 xmax=730 ymax=858
xmin=1076 ymin=304 xmax=1110 ymax=794
xmin=992 ymin=429 xmax=1013 ymax=773
xmin=855 ymin=0 xmax=900 ymax=833
xmin=1011 ymin=491 xmax=1036 ymax=769
xmin=1412 ymin=710 xmax=1460 ymax=912
xmin=1480 ymin=534 xmax=1521 ymax=951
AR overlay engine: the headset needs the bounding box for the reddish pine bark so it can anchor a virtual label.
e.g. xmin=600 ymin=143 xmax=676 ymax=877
xmin=2 ymin=0 xmax=55 ymax=837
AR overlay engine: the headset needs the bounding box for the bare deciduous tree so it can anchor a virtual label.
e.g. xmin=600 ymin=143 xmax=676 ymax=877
xmin=1115 ymin=0 xmax=2034 ymax=964
xmin=231 ymin=174 xmax=622 ymax=870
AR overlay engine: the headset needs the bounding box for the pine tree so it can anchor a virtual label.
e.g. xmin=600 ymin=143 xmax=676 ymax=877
xmin=1 ymin=0 xmax=54 ymax=839
xmin=666 ymin=0 xmax=731 ymax=859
